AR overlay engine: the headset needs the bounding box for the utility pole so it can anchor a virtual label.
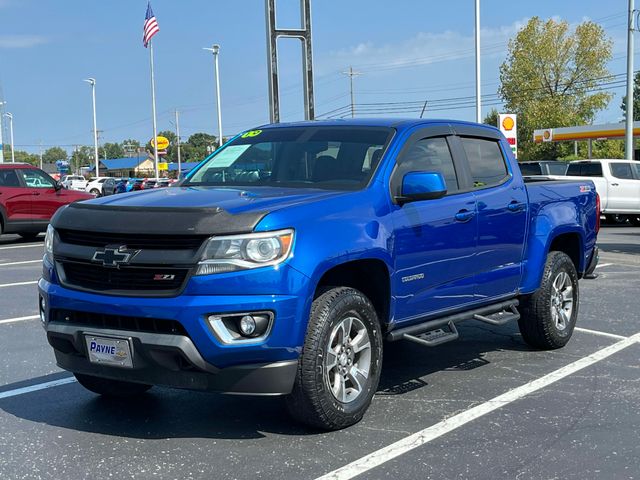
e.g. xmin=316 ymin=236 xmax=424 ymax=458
xmin=174 ymin=109 xmax=182 ymax=178
xmin=39 ymin=141 xmax=43 ymax=169
xmin=342 ymin=66 xmax=362 ymax=118
xmin=625 ymin=0 xmax=636 ymax=160
xmin=475 ymin=0 xmax=482 ymax=123
xmin=4 ymin=112 xmax=14 ymax=163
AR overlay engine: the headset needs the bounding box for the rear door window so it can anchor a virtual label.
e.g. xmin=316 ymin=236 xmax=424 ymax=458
xmin=0 ymin=169 xmax=21 ymax=187
xmin=460 ymin=137 xmax=509 ymax=188
xmin=567 ymin=162 xmax=603 ymax=177
xmin=610 ymin=163 xmax=634 ymax=179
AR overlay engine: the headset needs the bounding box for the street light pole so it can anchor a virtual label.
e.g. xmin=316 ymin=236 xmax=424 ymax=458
xmin=475 ymin=0 xmax=482 ymax=123
xmin=4 ymin=112 xmax=15 ymax=163
xmin=204 ymin=44 xmax=223 ymax=147
xmin=625 ymin=0 xmax=635 ymax=160
xmin=83 ymin=78 xmax=100 ymax=176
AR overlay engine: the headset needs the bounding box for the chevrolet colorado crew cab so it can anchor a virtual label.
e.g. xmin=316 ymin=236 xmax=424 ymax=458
xmin=40 ymin=119 xmax=599 ymax=430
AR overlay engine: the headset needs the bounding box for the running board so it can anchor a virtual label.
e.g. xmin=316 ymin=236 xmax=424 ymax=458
xmin=387 ymin=299 xmax=519 ymax=347
xmin=473 ymin=304 xmax=520 ymax=326
xmin=403 ymin=321 xmax=459 ymax=347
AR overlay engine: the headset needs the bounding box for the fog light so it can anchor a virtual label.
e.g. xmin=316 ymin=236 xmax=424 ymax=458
xmin=39 ymin=296 xmax=46 ymax=324
xmin=239 ymin=315 xmax=257 ymax=336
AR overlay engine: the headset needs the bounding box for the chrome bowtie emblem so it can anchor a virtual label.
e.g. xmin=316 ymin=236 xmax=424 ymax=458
xmin=92 ymin=245 xmax=139 ymax=268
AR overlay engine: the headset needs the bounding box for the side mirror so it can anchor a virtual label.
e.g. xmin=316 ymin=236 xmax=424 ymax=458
xmin=397 ymin=171 xmax=447 ymax=205
xmin=54 ymin=181 xmax=63 ymax=191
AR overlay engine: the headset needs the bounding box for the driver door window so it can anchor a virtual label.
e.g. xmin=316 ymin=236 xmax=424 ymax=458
xmin=391 ymin=137 xmax=459 ymax=197
xmin=19 ymin=169 xmax=56 ymax=189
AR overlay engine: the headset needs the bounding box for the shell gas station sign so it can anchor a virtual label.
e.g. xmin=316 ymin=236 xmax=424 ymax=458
xmin=498 ymin=114 xmax=517 ymax=158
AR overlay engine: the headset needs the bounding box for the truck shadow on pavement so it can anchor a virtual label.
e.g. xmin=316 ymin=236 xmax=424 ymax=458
xmin=0 ymin=323 xmax=529 ymax=439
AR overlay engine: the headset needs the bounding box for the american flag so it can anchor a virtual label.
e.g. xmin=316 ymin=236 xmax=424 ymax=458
xmin=143 ymin=2 xmax=159 ymax=48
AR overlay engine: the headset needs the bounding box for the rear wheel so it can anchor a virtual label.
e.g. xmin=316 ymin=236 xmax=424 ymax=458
xmin=628 ymin=215 xmax=640 ymax=227
xmin=89 ymin=188 xmax=100 ymax=196
xmin=286 ymin=287 xmax=383 ymax=430
xmin=74 ymin=373 xmax=152 ymax=397
xmin=518 ymin=251 xmax=579 ymax=350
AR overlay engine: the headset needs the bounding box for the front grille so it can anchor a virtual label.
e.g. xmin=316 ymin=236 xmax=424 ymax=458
xmin=57 ymin=229 xmax=207 ymax=250
xmin=61 ymin=261 xmax=189 ymax=293
xmin=50 ymin=309 xmax=188 ymax=336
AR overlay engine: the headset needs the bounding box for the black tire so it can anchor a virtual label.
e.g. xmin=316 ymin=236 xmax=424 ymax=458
xmin=89 ymin=188 xmax=100 ymax=196
xmin=18 ymin=232 xmax=40 ymax=240
xmin=286 ymin=287 xmax=383 ymax=430
xmin=74 ymin=373 xmax=152 ymax=397
xmin=518 ymin=251 xmax=579 ymax=350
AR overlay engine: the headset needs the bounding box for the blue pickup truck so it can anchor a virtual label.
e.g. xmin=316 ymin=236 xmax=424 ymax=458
xmin=40 ymin=119 xmax=599 ymax=430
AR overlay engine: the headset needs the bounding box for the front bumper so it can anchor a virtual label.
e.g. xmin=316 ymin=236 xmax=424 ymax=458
xmin=47 ymin=323 xmax=297 ymax=395
xmin=39 ymin=272 xmax=310 ymax=395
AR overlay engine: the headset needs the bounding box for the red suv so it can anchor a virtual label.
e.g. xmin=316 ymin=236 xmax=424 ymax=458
xmin=0 ymin=163 xmax=93 ymax=239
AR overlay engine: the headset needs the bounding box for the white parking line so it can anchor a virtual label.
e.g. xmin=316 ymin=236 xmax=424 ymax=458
xmin=575 ymin=326 xmax=627 ymax=340
xmin=0 ymin=243 xmax=43 ymax=251
xmin=0 ymin=260 xmax=42 ymax=267
xmin=316 ymin=332 xmax=640 ymax=480
xmin=595 ymin=263 xmax=613 ymax=269
xmin=0 ymin=377 xmax=76 ymax=400
xmin=0 ymin=280 xmax=38 ymax=288
xmin=0 ymin=315 xmax=39 ymax=325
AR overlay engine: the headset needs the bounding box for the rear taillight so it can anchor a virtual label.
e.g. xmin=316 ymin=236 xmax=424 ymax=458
xmin=595 ymin=192 xmax=601 ymax=234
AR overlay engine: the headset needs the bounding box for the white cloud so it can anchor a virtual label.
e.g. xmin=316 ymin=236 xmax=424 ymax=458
xmin=318 ymin=19 xmax=530 ymax=76
xmin=0 ymin=34 xmax=49 ymax=48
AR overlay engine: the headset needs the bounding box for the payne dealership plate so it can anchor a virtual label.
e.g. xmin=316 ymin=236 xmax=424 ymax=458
xmin=84 ymin=335 xmax=133 ymax=368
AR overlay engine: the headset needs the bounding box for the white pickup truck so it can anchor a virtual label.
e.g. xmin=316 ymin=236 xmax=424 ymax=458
xmin=564 ymin=159 xmax=640 ymax=226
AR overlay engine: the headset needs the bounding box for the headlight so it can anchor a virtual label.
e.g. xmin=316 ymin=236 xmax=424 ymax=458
xmin=44 ymin=225 xmax=55 ymax=262
xmin=196 ymin=229 xmax=294 ymax=275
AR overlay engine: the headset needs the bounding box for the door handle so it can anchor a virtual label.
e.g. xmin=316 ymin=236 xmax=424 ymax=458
xmin=611 ymin=183 xmax=619 ymax=186
xmin=455 ymin=209 xmax=475 ymax=222
xmin=32 ymin=192 xmax=41 ymax=196
xmin=507 ymin=201 xmax=525 ymax=212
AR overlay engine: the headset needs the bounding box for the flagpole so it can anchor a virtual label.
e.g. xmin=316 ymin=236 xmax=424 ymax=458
xmin=149 ymin=40 xmax=159 ymax=179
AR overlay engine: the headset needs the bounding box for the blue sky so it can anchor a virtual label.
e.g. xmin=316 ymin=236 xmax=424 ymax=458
xmin=0 ymin=0 xmax=635 ymax=154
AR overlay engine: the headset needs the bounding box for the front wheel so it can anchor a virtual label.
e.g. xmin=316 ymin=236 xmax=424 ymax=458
xmin=74 ymin=373 xmax=152 ymax=397
xmin=89 ymin=188 xmax=100 ymax=196
xmin=286 ymin=287 xmax=383 ymax=430
xmin=518 ymin=251 xmax=579 ymax=350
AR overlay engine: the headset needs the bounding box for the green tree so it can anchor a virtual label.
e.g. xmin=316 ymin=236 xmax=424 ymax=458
xmin=42 ymin=146 xmax=68 ymax=164
xmin=186 ymin=132 xmax=218 ymax=161
xmin=103 ymin=142 xmax=124 ymax=159
xmin=13 ymin=150 xmax=39 ymax=165
xmin=498 ymin=17 xmax=613 ymax=160
xmin=483 ymin=108 xmax=499 ymax=127
xmin=620 ymin=71 xmax=640 ymax=121
xmin=121 ymin=139 xmax=141 ymax=156
xmin=70 ymin=146 xmax=92 ymax=172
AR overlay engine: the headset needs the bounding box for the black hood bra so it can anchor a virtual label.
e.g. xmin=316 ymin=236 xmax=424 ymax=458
xmin=51 ymin=202 xmax=267 ymax=236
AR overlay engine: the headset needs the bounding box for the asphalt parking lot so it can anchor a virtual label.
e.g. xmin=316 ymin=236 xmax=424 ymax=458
xmin=0 ymin=227 xmax=638 ymax=480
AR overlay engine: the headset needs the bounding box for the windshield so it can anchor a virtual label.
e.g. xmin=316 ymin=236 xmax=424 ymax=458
xmin=185 ymin=126 xmax=394 ymax=190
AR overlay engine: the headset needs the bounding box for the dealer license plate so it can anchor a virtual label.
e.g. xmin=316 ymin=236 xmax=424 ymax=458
xmin=85 ymin=335 xmax=133 ymax=368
